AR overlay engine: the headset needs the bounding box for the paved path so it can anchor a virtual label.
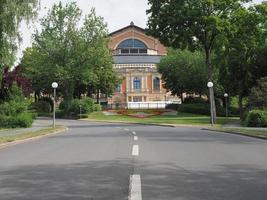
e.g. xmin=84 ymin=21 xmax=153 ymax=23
xmin=0 ymin=119 xmax=266 ymax=200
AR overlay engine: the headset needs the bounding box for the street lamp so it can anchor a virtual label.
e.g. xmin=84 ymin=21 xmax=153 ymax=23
xmin=207 ymin=81 xmax=214 ymax=125
xmin=224 ymin=93 xmax=229 ymax=117
xmin=52 ymin=82 xmax=58 ymax=128
xmin=79 ymin=105 xmax=82 ymax=119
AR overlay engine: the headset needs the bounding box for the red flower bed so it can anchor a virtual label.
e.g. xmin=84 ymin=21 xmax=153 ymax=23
xmin=116 ymin=110 xmax=164 ymax=118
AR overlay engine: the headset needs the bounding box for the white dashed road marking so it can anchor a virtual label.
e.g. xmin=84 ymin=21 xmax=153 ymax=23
xmin=132 ymin=145 xmax=139 ymax=156
xmin=125 ymin=128 xmax=130 ymax=131
xmin=132 ymin=131 xmax=136 ymax=135
xmin=134 ymin=136 xmax=138 ymax=141
xmin=129 ymin=174 xmax=142 ymax=200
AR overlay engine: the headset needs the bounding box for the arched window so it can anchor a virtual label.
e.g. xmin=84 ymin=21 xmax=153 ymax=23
xmin=117 ymin=39 xmax=148 ymax=54
xmin=153 ymin=77 xmax=160 ymax=91
xmin=133 ymin=77 xmax=141 ymax=90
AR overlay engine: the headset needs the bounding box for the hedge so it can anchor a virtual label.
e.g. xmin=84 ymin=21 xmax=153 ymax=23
xmin=245 ymin=110 xmax=267 ymax=127
xmin=0 ymin=113 xmax=33 ymax=128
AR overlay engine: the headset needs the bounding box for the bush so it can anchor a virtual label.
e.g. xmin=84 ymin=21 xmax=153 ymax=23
xmin=177 ymin=103 xmax=226 ymax=116
xmin=58 ymin=98 xmax=95 ymax=117
xmin=40 ymin=97 xmax=54 ymax=109
xmin=183 ymin=97 xmax=207 ymax=104
xmin=93 ymin=104 xmax=102 ymax=111
xmin=0 ymin=100 xmax=29 ymax=116
xmin=0 ymin=113 xmax=33 ymax=128
xmin=245 ymin=110 xmax=267 ymax=127
xmin=33 ymin=101 xmax=52 ymax=113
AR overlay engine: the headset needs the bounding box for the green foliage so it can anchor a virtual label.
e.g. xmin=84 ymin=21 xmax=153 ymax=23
xmin=0 ymin=100 xmax=29 ymax=116
xmin=245 ymin=110 xmax=267 ymax=127
xmin=93 ymin=104 xmax=102 ymax=112
xmin=177 ymin=103 xmax=211 ymax=116
xmin=158 ymin=49 xmax=207 ymax=97
xmin=21 ymin=2 xmax=119 ymax=105
xmin=184 ymin=97 xmax=207 ymax=104
xmin=217 ymin=5 xmax=267 ymax=117
xmin=0 ymin=113 xmax=33 ymax=128
xmin=0 ymin=0 xmax=39 ymax=68
xmin=33 ymin=101 xmax=52 ymax=113
xmin=58 ymin=98 xmax=95 ymax=117
xmin=248 ymin=77 xmax=267 ymax=109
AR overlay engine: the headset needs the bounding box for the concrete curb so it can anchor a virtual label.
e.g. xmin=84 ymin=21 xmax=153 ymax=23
xmin=0 ymin=127 xmax=69 ymax=150
xmin=203 ymin=128 xmax=267 ymax=140
xmin=81 ymin=119 xmax=210 ymax=129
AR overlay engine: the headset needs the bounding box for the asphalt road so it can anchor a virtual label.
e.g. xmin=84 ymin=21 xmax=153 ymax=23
xmin=0 ymin=119 xmax=267 ymax=200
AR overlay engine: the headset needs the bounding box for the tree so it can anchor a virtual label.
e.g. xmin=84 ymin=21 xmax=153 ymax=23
xmin=0 ymin=0 xmax=39 ymax=79
xmin=158 ymin=49 xmax=207 ymax=101
xmin=218 ymin=4 xmax=267 ymax=117
xmin=21 ymin=2 xmax=119 ymax=106
xmin=0 ymin=65 xmax=31 ymax=101
xmin=147 ymin=0 xmax=250 ymax=122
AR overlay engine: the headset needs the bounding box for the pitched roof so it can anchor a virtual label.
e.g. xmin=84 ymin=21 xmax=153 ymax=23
xmin=109 ymin=21 xmax=145 ymax=37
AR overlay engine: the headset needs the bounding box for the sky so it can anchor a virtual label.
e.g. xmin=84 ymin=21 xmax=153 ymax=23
xmin=16 ymin=0 xmax=264 ymax=64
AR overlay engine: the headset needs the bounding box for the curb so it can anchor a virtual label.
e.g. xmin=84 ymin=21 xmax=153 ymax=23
xmin=0 ymin=127 xmax=69 ymax=150
xmin=203 ymin=128 xmax=267 ymax=140
xmin=81 ymin=119 xmax=210 ymax=128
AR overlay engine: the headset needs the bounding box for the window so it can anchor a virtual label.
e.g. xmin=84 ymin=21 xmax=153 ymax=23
xmin=117 ymin=39 xmax=148 ymax=55
xmin=133 ymin=96 xmax=142 ymax=102
xmin=115 ymin=84 xmax=121 ymax=93
xmin=118 ymin=39 xmax=147 ymax=49
xmin=133 ymin=77 xmax=141 ymax=90
xmin=153 ymin=77 xmax=160 ymax=91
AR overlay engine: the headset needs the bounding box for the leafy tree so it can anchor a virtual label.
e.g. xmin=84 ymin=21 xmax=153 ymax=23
xmin=146 ymin=0 xmax=252 ymax=122
xmin=218 ymin=4 xmax=267 ymax=117
xmin=21 ymin=2 xmax=119 ymax=107
xmin=158 ymin=49 xmax=207 ymax=101
xmin=0 ymin=0 xmax=39 ymax=80
xmin=0 ymin=65 xmax=31 ymax=101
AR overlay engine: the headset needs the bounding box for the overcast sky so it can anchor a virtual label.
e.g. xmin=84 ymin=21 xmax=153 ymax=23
xmin=17 ymin=0 xmax=264 ymax=64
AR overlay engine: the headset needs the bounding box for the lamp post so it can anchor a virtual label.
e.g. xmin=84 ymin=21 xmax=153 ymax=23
xmin=79 ymin=105 xmax=82 ymax=119
xmin=224 ymin=93 xmax=229 ymax=117
xmin=207 ymin=81 xmax=214 ymax=125
xmin=51 ymin=82 xmax=58 ymax=128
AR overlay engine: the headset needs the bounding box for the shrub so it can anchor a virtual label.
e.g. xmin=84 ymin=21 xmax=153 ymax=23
xmin=93 ymin=104 xmax=102 ymax=111
xmin=183 ymin=97 xmax=207 ymax=104
xmin=0 ymin=113 xmax=33 ymax=128
xmin=58 ymin=98 xmax=95 ymax=117
xmin=245 ymin=110 xmax=267 ymax=127
xmin=33 ymin=101 xmax=52 ymax=113
xmin=40 ymin=97 xmax=54 ymax=110
xmin=177 ymin=103 xmax=225 ymax=116
xmin=0 ymin=100 xmax=29 ymax=116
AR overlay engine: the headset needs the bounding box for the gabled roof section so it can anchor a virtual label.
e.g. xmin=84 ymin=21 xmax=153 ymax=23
xmin=109 ymin=21 xmax=145 ymax=37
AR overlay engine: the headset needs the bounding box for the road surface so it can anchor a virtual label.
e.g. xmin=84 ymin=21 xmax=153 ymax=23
xmin=0 ymin=119 xmax=267 ymax=200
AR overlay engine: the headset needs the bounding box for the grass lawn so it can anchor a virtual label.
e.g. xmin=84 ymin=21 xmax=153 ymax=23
xmin=209 ymin=127 xmax=267 ymax=139
xmin=85 ymin=111 xmax=239 ymax=126
xmin=0 ymin=126 xmax=66 ymax=144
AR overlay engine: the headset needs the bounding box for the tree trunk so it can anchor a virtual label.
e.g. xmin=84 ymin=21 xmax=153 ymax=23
xmin=96 ymin=89 xmax=100 ymax=103
xmin=238 ymin=95 xmax=244 ymax=119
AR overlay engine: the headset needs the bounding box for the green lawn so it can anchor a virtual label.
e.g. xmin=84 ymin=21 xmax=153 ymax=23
xmin=209 ymin=127 xmax=267 ymax=139
xmin=0 ymin=126 xmax=66 ymax=144
xmin=85 ymin=111 xmax=239 ymax=126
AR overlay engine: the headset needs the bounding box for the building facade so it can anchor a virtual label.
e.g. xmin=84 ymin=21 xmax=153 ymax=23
xmin=108 ymin=22 xmax=179 ymax=108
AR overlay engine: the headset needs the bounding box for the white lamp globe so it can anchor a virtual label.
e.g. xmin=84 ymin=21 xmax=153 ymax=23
xmin=52 ymin=82 xmax=58 ymax=89
xmin=207 ymin=81 xmax=214 ymax=88
xmin=224 ymin=93 xmax=228 ymax=98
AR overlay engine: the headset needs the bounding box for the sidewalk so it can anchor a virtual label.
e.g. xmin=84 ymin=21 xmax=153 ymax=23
xmin=0 ymin=117 xmax=53 ymax=137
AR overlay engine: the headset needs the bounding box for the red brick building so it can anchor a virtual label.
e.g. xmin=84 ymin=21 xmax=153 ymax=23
xmin=108 ymin=22 xmax=180 ymax=108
